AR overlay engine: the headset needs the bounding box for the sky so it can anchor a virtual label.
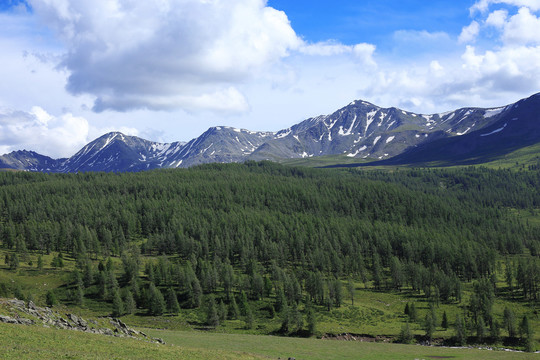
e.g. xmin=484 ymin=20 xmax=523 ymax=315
xmin=0 ymin=0 xmax=540 ymax=158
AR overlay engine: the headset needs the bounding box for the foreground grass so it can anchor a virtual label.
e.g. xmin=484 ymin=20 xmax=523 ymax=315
xmin=146 ymin=328 xmax=537 ymax=360
xmin=0 ymin=322 xmax=263 ymax=360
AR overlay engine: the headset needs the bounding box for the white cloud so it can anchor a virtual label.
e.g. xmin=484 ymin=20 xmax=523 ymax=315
xmin=459 ymin=21 xmax=480 ymax=43
xmin=0 ymin=107 xmax=89 ymax=158
xmin=501 ymin=7 xmax=540 ymax=45
xmin=28 ymin=0 xmax=302 ymax=113
xmin=299 ymin=41 xmax=376 ymax=67
xmin=471 ymin=0 xmax=540 ymax=14
xmin=485 ymin=9 xmax=508 ymax=28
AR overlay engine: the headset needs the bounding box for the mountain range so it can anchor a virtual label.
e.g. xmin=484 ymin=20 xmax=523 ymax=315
xmin=1 ymin=92 xmax=539 ymax=172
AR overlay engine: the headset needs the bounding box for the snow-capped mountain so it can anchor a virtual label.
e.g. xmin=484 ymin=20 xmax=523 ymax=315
xmin=0 ymin=93 xmax=539 ymax=172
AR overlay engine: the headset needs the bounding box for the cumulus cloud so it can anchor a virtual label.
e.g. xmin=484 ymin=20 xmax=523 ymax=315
xmin=28 ymin=0 xmax=302 ymax=113
xmin=0 ymin=107 xmax=89 ymax=158
xmin=485 ymin=9 xmax=509 ymax=27
xmin=299 ymin=41 xmax=376 ymax=67
xmin=459 ymin=21 xmax=480 ymax=43
xmin=501 ymin=7 xmax=540 ymax=45
xmin=471 ymin=0 xmax=540 ymax=14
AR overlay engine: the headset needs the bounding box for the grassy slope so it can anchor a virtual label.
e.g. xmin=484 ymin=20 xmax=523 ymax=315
xmin=145 ymin=328 xmax=538 ymax=360
xmin=0 ymin=322 xmax=262 ymax=360
xmin=2 ymin=253 xmax=539 ymax=348
xmin=278 ymin=142 xmax=540 ymax=170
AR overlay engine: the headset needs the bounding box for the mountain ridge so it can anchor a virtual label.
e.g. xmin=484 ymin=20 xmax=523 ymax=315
xmin=1 ymin=93 xmax=538 ymax=172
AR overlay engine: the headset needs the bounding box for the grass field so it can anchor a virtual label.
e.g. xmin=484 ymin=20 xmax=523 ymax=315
xmin=145 ymin=328 xmax=538 ymax=360
xmin=1 ymin=320 xmax=537 ymax=360
xmin=0 ymin=322 xmax=263 ymax=360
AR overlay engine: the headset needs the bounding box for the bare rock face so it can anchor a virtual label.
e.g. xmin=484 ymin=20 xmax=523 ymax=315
xmin=0 ymin=298 xmax=163 ymax=344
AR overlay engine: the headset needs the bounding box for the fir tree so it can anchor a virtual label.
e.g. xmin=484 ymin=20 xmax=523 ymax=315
xmin=205 ymin=295 xmax=219 ymax=328
xmin=112 ymin=287 xmax=124 ymax=317
xmin=123 ymin=290 xmax=136 ymax=315
xmin=399 ymin=322 xmax=414 ymax=344
xmin=165 ymin=288 xmax=180 ymax=314
xmin=454 ymin=314 xmax=466 ymax=346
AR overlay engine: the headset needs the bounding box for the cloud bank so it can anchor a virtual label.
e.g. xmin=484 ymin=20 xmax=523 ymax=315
xmin=0 ymin=107 xmax=89 ymax=158
xmin=30 ymin=0 xmax=302 ymax=113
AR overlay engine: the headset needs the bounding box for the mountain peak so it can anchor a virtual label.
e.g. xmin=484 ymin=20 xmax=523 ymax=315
xmin=1 ymin=93 xmax=539 ymax=172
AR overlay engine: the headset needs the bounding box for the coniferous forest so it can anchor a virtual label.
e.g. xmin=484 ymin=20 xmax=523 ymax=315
xmin=0 ymin=161 xmax=539 ymax=350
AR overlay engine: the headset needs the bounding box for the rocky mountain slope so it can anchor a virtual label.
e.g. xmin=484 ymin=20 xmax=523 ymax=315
xmin=0 ymin=93 xmax=538 ymax=172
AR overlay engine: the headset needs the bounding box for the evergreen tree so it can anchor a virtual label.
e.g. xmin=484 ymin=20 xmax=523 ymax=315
xmin=442 ymin=311 xmax=449 ymax=330
xmin=37 ymin=255 xmax=43 ymax=271
xmin=46 ymin=290 xmax=57 ymax=307
xmin=424 ymin=313 xmax=436 ymax=341
xmin=205 ymin=295 xmax=219 ymax=328
xmin=229 ymin=295 xmax=240 ymax=320
xmin=408 ymin=303 xmax=417 ymax=322
xmin=165 ymin=288 xmax=180 ymax=314
xmin=347 ymin=278 xmax=355 ymax=305
xmin=8 ymin=253 xmax=19 ymax=270
xmin=218 ymin=299 xmax=227 ymax=322
xmin=520 ymin=315 xmax=535 ymax=353
xmin=245 ymin=303 xmax=254 ymax=330
xmin=306 ymin=303 xmax=316 ymax=336
xmin=454 ymin=314 xmax=466 ymax=346
xmin=503 ymin=307 xmax=517 ymax=338
xmin=147 ymin=283 xmax=165 ymax=316
xmin=123 ymin=290 xmax=136 ymax=315
xmin=112 ymin=287 xmax=124 ymax=317
xmin=476 ymin=316 xmax=486 ymax=341
xmin=399 ymin=322 xmax=414 ymax=344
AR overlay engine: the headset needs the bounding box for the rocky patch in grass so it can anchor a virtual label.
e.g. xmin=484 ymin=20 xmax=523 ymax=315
xmin=0 ymin=298 xmax=164 ymax=344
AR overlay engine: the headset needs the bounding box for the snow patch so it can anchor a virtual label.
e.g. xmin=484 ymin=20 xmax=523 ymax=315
xmin=456 ymin=128 xmax=471 ymax=136
xmin=344 ymin=114 xmax=358 ymax=135
xmin=365 ymin=110 xmax=377 ymax=134
xmin=373 ymin=136 xmax=381 ymax=146
xmin=480 ymin=123 xmax=507 ymax=137
xmin=386 ymin=136 xmax=395 ymax=144
xmin=484 ymin=107 xmax=505 ymax=118
xmin=275 ymin=129 xmax=291 ymax=139
xmin=378 ymin=112 xmax=386 ymax=126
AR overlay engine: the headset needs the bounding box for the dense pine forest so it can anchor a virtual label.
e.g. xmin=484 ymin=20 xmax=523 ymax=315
xmin=0 ymin=162 xmax=538 ymax=350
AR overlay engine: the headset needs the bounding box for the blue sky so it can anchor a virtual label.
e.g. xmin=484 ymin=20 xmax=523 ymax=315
xmin=0 ymin=0 xmax=539 ymax=157
xmin=269 ymin=0 xmax=473 ymax=46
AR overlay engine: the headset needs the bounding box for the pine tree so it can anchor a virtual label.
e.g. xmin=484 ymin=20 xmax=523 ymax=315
xmin=123 ymin=290 xmax=136 ymax=315
xmin=37 ymin=255 xmax=43 ymax=271
xmin=205 ymin=295 xmax=219 ymax=328
xmin=147 ymin=283 xmax=165 ymax=316
xmin=399 ymin=322 xmax=414 ymax=344
xmin=408 ymin=303 xmax=417 ymax=322
xmin=476 ymin=316 xmax=486 ymax=341
xmin=454 ymin=314 xmax=466 ymax=346
xmin=218 ymin=299 xmax=227 ymax=322
xmin=229 ymin=295 xmax=240 ymax=320
xmin=347 ymin=278 xmax=355 ymax=305
xmin=112 ymin=287 xmax=124 ymax=317
xmin=245 ymin=303 xmax=254 ymax=330
xmin=46 ymin=290 xmax=57 ymax=307
xmin=424 ymin=313 xmax=436 ymax=341
xmin=165 ymin=288 xmax=180 ymax=314
xmin=503 ymin=307 xmax=517 ymax=338
xmin=442 ymin=311 xmax=448 ymax=330
xmin=306 ymin=304 xmax=316 ymax=336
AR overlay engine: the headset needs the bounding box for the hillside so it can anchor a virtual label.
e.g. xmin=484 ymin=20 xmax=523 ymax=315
xmin=0 ymin=163 xmax=538 ymax=353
